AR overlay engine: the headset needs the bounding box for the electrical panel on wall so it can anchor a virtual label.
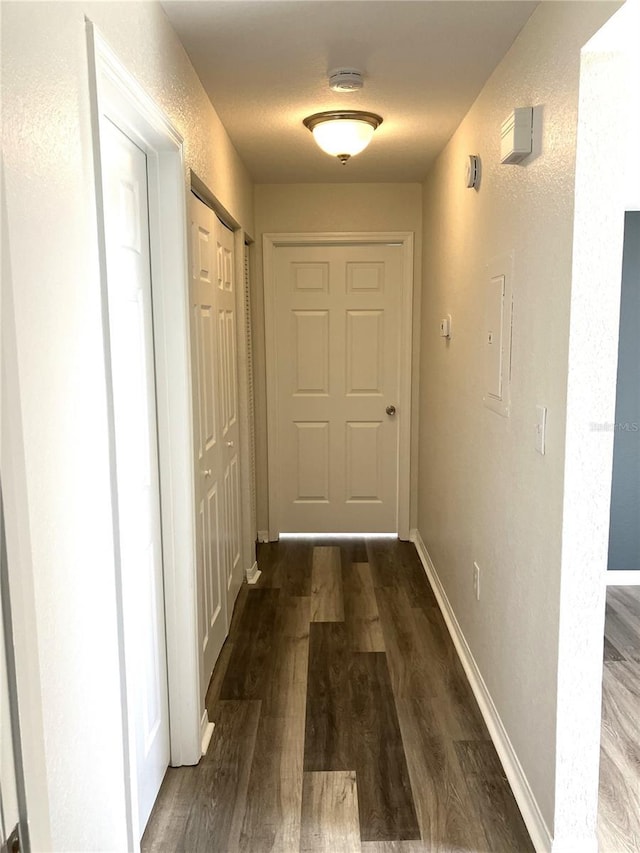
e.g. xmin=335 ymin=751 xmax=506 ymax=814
xmin=483 ymin=253 xmax=514 ymax=417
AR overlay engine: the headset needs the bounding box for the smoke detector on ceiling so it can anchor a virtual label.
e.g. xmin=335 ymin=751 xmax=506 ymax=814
xmin=328 ymin=68 xmax=364 ymax=93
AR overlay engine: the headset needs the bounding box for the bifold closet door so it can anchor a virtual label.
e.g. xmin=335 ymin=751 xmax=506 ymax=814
xmin=190 ymin=195 xmax=242 ymax=708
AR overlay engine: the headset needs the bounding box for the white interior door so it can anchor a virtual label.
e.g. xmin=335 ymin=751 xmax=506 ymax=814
xmin=101 ymin=118 xmax=170 ymax=838
xmin=271 ymin=243 xmax=404 ymax=533
xmin=189 ymin=195 xmax=242 ymax=709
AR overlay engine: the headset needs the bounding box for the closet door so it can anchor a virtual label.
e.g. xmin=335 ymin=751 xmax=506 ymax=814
xmin=214 ymin=217 xmax=243 ymax=617
xmin=189 ymin=195 xmax=242 ymax=707
xmin=101 ymin=118 xmax=169 ymax=835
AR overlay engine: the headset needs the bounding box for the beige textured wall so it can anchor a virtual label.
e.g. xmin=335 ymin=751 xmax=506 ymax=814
xmin=417 ymin=0 xmax=618 ymax=835
xmin=1 ymin=2 xmax=253 ymax=849
xmin=252 ymin=182 xmax=423 ymax=535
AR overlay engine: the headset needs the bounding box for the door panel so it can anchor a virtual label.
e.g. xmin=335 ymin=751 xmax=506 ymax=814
xmin=293 ymin=311 xmax=329 ymax=394
xmin=346 ymin=421 xmax=383 ymax=501
xmin=199 ymin=306 xmax=217 ymax=453
xmin=294 ymin=421 xmax=330 ymax=501
xmin=273 ymin=244 xmax=403 ymax=533
xmin=215 ymin=220 xmax=242 ymax=611
xmin=190 ymin=199 xmax=228 ymax=708
xmin=346 ymin=310 xmax=384 ymax=394
xmin=101 ymin=118 xmax=169 ymax=837
xmin=189 ymin=196 xmax=243 ymax=708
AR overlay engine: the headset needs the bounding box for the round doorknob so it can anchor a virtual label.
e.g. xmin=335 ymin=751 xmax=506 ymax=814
xmin=202 ymin=468 xmax=212 ymax=477
xmin=226 ymin=441 xmax=234 ymax=447
xmin=386 ymin=405 xmax=396 ymax=416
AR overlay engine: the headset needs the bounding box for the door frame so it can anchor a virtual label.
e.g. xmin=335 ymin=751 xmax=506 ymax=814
xmin=87 ymin=24 xmax=201 ymax=842
xmin=552 ymin=4 xmax=640 ymax=847
xmin=263 ymin=231 xmax=414 ymax=540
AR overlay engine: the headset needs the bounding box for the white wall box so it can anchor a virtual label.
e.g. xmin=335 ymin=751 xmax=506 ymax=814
xmin=535 ymin=405 xmax=547 ymax=455
xmin=483 ymin=253 xmax=514 ymax=417
xmin=465 ymin=154 xmax=480 ymax=189
xmin=439 ymin=314 xmax=452 ymax=338
xmin=500 ymin=107 xmax=533 ymax=164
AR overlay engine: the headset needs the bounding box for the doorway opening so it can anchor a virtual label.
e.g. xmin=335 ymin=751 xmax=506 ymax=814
xmin=606 ymin=211 xmax=640 ymax=586
xmin=555 ymin=2 xmax=640 ymax=847
xmin=597 ymin=209 xmax=640 ymax=848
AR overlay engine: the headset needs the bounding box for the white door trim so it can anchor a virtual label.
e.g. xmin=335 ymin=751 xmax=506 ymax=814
xmin=263 ymin=231 xmax=414 ymax=541
xmin=87 ymin=24 xmax=201 ymax=843
xmin=234 ymin=231 xmax=258 ymax=586
xmin=605 ymin=570 xmax=640 ymax=586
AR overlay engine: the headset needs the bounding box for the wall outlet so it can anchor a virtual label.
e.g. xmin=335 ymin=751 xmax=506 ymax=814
xmin=473 ymin=562 xmax=481 ymax=601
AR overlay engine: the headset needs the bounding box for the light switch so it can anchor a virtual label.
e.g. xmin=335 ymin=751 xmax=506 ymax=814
xmin=535 ymin=405 xmax=547 ymax=455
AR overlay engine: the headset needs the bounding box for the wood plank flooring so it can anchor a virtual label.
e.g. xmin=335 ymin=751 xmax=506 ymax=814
xmin=599 ymin=586 xmax=640 ymax=852
xmin=142 ymin=537 xmax=534 ymax=852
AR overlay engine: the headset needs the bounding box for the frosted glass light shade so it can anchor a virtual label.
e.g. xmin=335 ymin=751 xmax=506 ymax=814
xmin=313 ymin=119 xmax=374 ymax=157
xmin=303 ymin=111 xmax=383 ymax=162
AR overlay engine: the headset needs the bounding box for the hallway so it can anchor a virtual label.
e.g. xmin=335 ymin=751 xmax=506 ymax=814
xmin=142 ymin=538 xmax=533 ymax=852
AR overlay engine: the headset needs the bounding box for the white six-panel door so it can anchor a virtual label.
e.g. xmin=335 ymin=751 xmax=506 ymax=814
xmin=190 ymin=195 xmax=242 ymax=709
xmin=101 ymin=118 xmax=170 ymax=837
xmin=271 ymin=243 xmax=404 ymax=533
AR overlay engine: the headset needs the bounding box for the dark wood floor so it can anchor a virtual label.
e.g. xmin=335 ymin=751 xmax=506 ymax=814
xmin=142 ymin=537 xmax=534 ymax=852
xmin=599 ymin=586 xmax=640 ymax=852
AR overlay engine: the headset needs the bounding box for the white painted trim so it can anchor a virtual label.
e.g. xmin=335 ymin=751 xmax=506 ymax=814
xmin=233 ymin=227 xmax=257 ymax=589
xmin=553 ymin=6 xmax=640 ymax=842
xmin=245 ymin=562 xmax=261 ymax=585
xmin=279 ymin=532 xmax=397 ymax=540
xmin=1 ymin=220 xmax=53 ymax=848
xmin=257 ymin=530 xmax=270 ymax=544
xmin=88 ymin=21 xmax=201 ymax=805
xmin=397 ymin=233 xmax=414 ymax=540
xmin=605 ymin=570 xmax=640 ymax=586
xmin=410 ymin=528 xmax=552 ymax=853
xmin=200 ymin=712 xmax=214 ymax=757
xmin=263 ymin=232 xmax=414 ymax=541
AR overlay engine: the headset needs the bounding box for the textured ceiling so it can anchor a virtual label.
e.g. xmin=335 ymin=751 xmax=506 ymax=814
xmin=161 ymin=1 xmax=538 ymax=183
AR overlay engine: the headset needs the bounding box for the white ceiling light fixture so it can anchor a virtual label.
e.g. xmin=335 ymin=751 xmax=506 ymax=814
xmin=303 ymin=110 xmax=383 ymax=164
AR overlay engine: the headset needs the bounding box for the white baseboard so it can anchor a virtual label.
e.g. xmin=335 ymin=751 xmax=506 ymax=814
xmin=245 ymin=560 xmax=261 ymax=584
xmin=200 ymin=710 xmax=214 ymax=757
xmin=257 ymin=529 xmax=269 ymax=544
xmin=605 ymin=569 xmax=640 ymax=586
xmin=410 ymin=528 xmax=553 ymax=853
